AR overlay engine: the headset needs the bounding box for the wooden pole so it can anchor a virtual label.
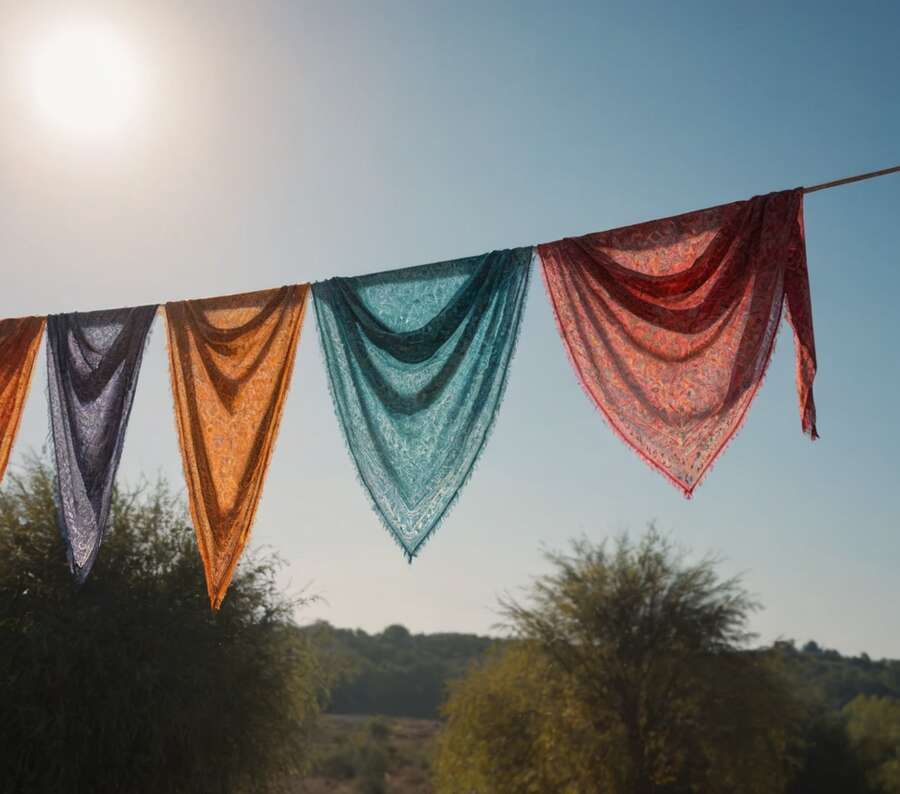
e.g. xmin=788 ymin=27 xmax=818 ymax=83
xmin=803 ymin=164 xmax=900 ymax=194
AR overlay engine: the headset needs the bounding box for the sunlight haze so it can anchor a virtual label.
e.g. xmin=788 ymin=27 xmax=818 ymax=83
xmin=0 ymin=1 xmax=898 ymax=658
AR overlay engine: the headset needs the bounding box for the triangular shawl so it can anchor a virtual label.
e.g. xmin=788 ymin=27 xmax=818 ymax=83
xmin=46 ymin=306 xmax=157 ymax=581
xmin=313 ymin=247 xmax=532 ymax=559
xmin=165 ymin=285 xmax=308 ymax=609
xmin=538 ymin=189 xmax=816 ymax=496
xmin=0 ymin=316 xmax=45 ymax=484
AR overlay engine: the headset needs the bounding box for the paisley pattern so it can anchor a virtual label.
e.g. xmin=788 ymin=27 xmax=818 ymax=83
xmin=165 ymin=285 xmax=308 ymax=609
xmin=47 ymin=306 xmax=157 ymax=581
xmin=538 ymin=189 xmax=816 ymax=496
xmin=0 ymin=316 xmax=45 ymax=484
xmin=313 ymin=247 xmax=532 ymax=559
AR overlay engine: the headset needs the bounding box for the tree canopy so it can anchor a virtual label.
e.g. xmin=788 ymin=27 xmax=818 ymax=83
xmin=0 ymin=457 xmax=325 ymax=794
xmin=436 ymin=530 xmax=798 ymax=794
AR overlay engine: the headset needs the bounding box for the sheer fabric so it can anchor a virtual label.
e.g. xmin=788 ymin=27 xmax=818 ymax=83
xmin=313 ymin=247 xmax=532 ymax=559
xmin=47 ymin=306 xmax=156 ymax=581
xmin=0 ymin=316 xmax=45 ymax=484
xmin=538 ymin=189 xmax=816 ymax=496
xmin=165 ymin=285 xmax=308 ymax=609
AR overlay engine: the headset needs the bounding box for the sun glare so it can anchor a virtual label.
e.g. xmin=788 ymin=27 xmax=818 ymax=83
xmin=29 ymin=22 xmax=143 ymax=140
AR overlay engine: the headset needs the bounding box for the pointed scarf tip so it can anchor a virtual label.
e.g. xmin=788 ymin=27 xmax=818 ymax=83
xmin=70 ymin=564 xmax=91 ymax=588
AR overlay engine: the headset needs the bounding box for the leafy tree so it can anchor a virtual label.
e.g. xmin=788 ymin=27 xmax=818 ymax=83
xmin=436 ymin=529 xmax=799 ymax=794
xmin=435 ymin=642 xmax=597 ymax=793
xmin=0 ymin=457 xmax=325 ymax=794
xmin=845 ymin=695 xmax=900 ymax=793
xmin=785 ymin=707 xmax=874 ymax=794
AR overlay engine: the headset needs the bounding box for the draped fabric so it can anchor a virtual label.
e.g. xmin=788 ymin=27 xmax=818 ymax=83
xmin=165 ymin=285 xmax=308 ymax=609
xmin=47 ymin=306 xmax=157 ymax=581
xmin=538 ymin=189 xmax=816 ymax=497
xmin=313 ymin=247 xmax=532 ymax=559
xmin=0 ymin=316 xmax=45 ymax=484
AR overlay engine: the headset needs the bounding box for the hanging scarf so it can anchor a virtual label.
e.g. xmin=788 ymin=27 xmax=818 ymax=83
xmin=165 ymin=285 xmax=308 ymax=609
xmin=0 ymin=316 xmax=46 ymax=483
xmin=538 ymin=189 xmax=816 ymax=496
xmin=313 ymin=247 xmax=532 ymax=559
xmin=46 ymin=306 xmax=157 ymax=581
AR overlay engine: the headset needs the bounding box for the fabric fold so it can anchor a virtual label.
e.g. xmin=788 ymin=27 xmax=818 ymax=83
xmin=47 ymin=306 xmax=157 ymax=581
xmin=538 ymin=188 xmax=816 ymax=497
xmin=313 ymin=247 xmax=532 ymax=559
xmin=0 ymin=316 xmax=46 ymax=484
xmin=165 ymin=285 xmax=308 ymax=609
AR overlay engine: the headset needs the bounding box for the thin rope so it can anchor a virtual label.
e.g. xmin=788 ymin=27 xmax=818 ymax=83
xmin=803 ymin=164 xmax=900 ymax=194
xmin=6 ymin=164 xmax=900 ymax=319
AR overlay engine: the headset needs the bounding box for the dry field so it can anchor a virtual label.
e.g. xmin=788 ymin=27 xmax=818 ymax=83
xmin=295 ymin=714 xmax=441 ymax=793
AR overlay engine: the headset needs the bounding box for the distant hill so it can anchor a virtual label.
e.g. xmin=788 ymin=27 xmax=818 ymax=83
xmin=301 ymin=622 xmax=900 ymax=720
xmin=300 ymin=622 xmax=498 ymax=718
xmin=773 ymin=640 xmax=900 ymax=709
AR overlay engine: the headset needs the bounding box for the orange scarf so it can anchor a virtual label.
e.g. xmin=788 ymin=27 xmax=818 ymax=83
xmin=165 ymin=286 xmax=308 ymax=609
xmin=0 ymin=317 xmax=45 ymax=483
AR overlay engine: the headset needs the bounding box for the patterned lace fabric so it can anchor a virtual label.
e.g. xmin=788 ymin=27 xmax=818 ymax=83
xmin=313 ymin=247 xmax=532 ymax=559
xmin=0 ymin=316 xmax=46 ymax=484
xmin=538 ymin=189 xmax=816 ymax=496
xmin=47 ymin=306 xmax=157 ymax=581
xmin=165 ymin=285 xmax=308 ymax=609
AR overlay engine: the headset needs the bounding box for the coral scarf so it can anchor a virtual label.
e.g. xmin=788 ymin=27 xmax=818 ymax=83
xmin=0 ymin=316 xmax=45 ymax=483
xmin=165 ymin=286 xmax=308 ymax=609
xmin=538 ymin=189 xmax=816 ymax=496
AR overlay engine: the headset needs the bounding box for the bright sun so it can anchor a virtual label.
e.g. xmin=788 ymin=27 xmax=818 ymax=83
xmin=29 ymin=22 xmax=143 ymax=140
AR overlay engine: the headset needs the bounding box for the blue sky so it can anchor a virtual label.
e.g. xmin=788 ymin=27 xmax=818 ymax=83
xmin=1 ymin=1 xmax=898 ymax=656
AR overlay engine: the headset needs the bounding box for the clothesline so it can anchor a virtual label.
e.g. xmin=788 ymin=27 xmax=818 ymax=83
xmin=5 ymin=164 xmax=899 ymax=323
xmin=803 ymin=163 xmax=900 ymax=194
xmin=0 ymin=172 xmax=895 ymax=609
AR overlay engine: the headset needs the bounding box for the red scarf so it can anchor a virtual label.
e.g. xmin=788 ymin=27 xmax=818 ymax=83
xmin=538 ymin=189 xmax=816 ymax=496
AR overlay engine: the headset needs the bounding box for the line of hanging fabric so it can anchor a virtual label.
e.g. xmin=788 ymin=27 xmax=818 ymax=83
xmin=0 ymin=164 xmax=896 ymax=608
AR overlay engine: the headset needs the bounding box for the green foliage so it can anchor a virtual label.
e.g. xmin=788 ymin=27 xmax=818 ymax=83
xmin=303 ymin=620 xmax=495 ymax=718
xmin=436 ymin=530 xmax=799 ymax=794
xmin=303 ymin=715 xmax=438 ymax=792
xmin=845 ymin=695 xmax=900 ymax=793
xmin=0 ymin=457 xmax=325 ymax=794
xmin=777 ymin=640 xmax=900 ymax=710
xmin=773 ymin=641 xmax=900 ymax=793
xmin=435 ymin=642 xmax=593 ymax=793
xmin=311 ymin=717 xmax=393 ymax=792
xmin=785 ymin=707 xmax=874 ymax=794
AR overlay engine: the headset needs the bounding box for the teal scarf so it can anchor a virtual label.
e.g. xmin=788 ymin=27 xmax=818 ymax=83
xmin=313 ymin=247 xmax=532 ymax=559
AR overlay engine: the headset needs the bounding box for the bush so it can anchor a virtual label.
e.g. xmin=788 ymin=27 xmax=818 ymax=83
xmin=0 ymin=457 xmax=325 ymax=794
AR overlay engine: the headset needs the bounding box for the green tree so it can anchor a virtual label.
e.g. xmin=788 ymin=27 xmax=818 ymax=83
xmin=0 ymin=457 xmax=325 ymax=794
xmin=785 ymin=707 xmax=874 ymax=794
xmin=845 ymin=695 xmax=900 ymax=793
xmin=435 ymin=642 xmax=597 ymax=793
xmin=436 ymin=530 xmax=799 ymax=794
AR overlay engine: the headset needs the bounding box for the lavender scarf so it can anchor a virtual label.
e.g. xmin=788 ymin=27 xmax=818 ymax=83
xmin=47 ymin=306 xmax=156 ymax=582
